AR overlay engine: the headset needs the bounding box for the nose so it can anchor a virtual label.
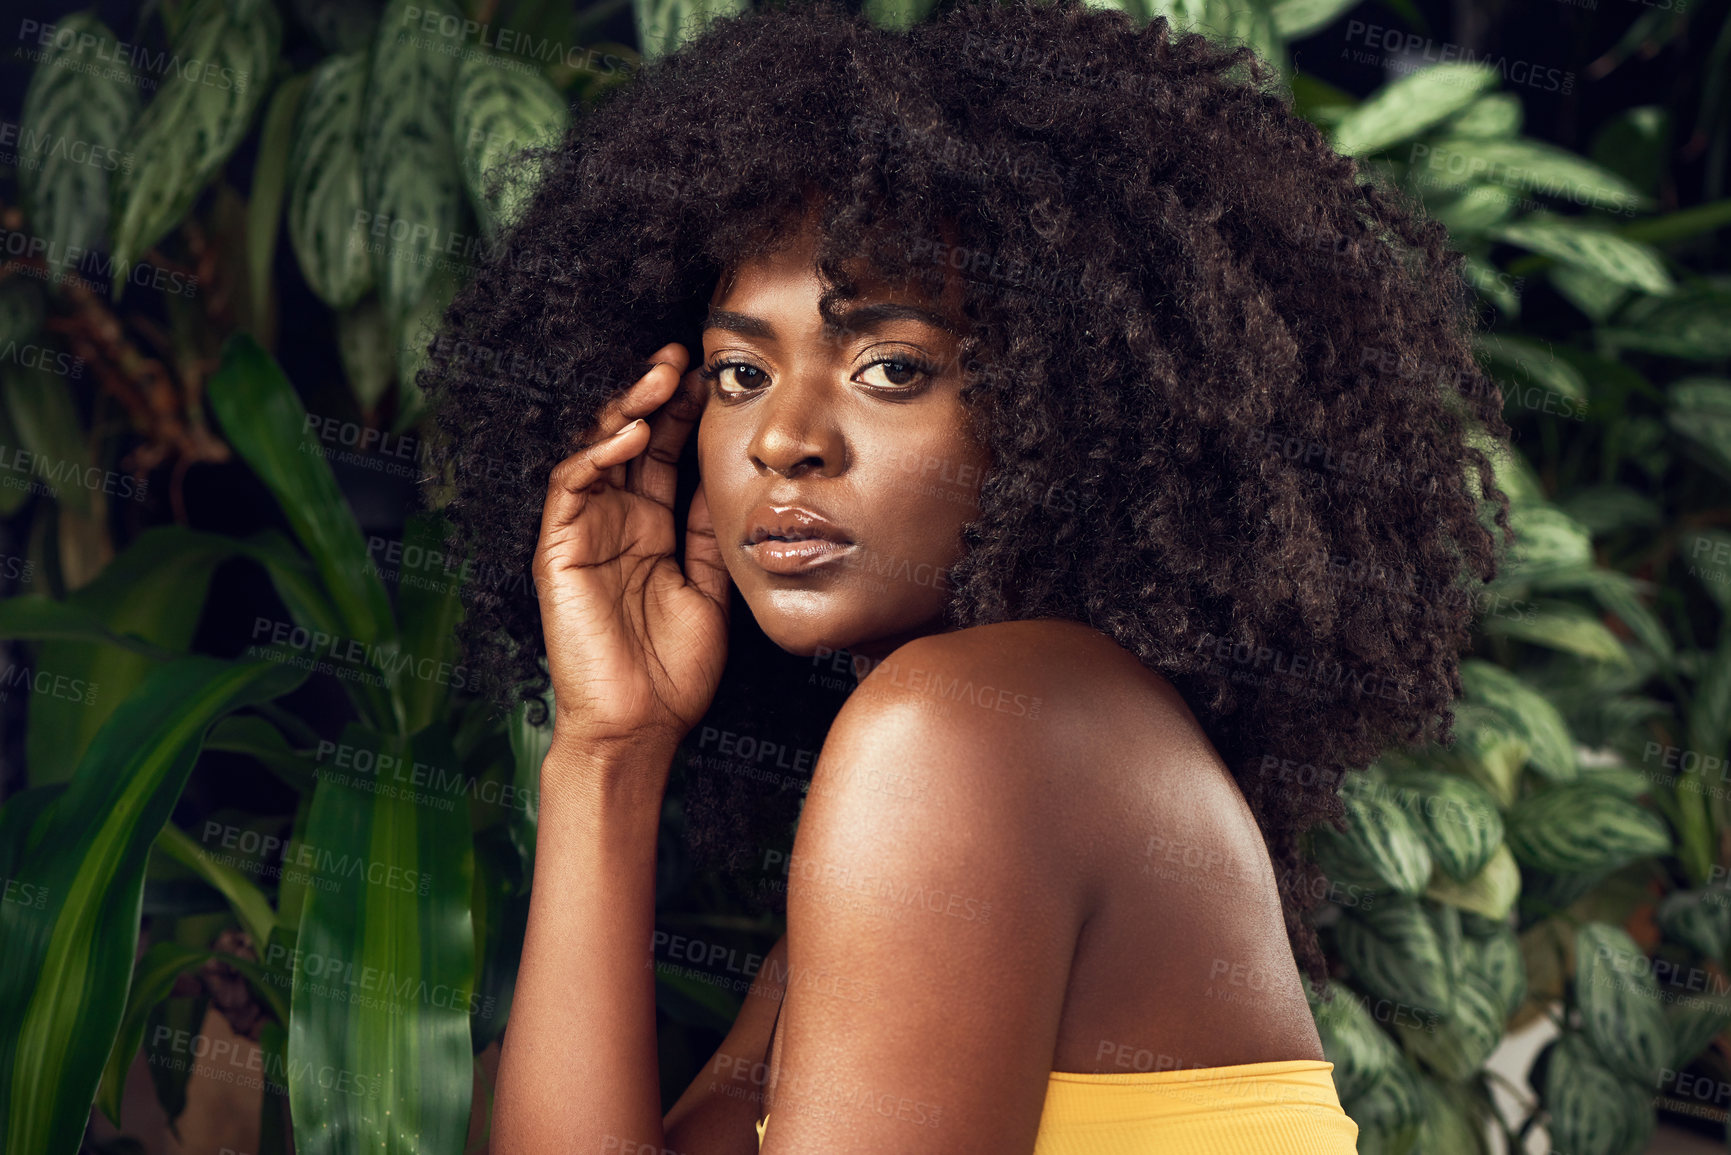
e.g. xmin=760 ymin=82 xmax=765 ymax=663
xmin=747 ymin=372 xmax=845 ymax=478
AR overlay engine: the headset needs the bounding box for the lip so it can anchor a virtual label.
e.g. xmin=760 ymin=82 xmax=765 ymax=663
xmin=741 ymin=503 xmax=857 ymax=575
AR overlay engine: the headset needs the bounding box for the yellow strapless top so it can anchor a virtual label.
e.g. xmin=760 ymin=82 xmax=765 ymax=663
xmin=752 ymin=1059 xmax=1359 ymax=1153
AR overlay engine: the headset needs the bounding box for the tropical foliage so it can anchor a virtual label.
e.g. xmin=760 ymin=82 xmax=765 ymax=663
xmin=0 ymin=0 xmax=1726 ymax=1152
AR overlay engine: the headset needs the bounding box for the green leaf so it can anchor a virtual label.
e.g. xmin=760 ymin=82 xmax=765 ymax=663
xmin=1666 ymin=992 xmax=1731 ymax=1066
xmin=287 ymin=53 xmax=374 ymax=309
xmin=152 ymin=822 xmax=277 ymax=952
xmin=1445 ymin=93 xmax=1521 ymax=139
xmin=204 ymin=714 xmax=316 ymax=794
xmin=1310 ymin=983 xmax=1404 ymax=1104
xmin=1490 ymin=216 xmax=1674 ymax=295
xmin=110 ymin=0 xmax=282 ymax=296
xmin=2 ymin=363 xmax=101 ymax=518
xmin=362 ymin=0 xmax=465 ymax=324
xmin=1667 ymin=377 xmax=1731 ymax=482
xmin=864 ymin=0 xmax=941 ymax=28
xmin=394 ymin=512 xmax=468 ymax=733
xmin=1558 ymin=486 xmax=1662 ymax=536
xmin=1573 ymin=922 xmax=1674 ymax=1084
xmin=1481 ymin=601 xmax=1634 ymax=666
xmin=1473 ymin=333 xmax=1587 ymax=403
xmin=1439 ymin=702 xmax=1531 ymax=807
xmin=0 ymin=656 xmax=307 ymax=1155
xmin=1549 ymin=259 xmax=1631 ymax=324
xmin=336 ymin=296 xmax=397 ymax=416
xmin=1539 ymin=1032 xmax=1655 ymax=1155
xmin=452 ymin=54 xmax=572 ymax=240
xmin=95 ymin=942 xmax=286 ymax=1126
xmin=286 ymin=720 xmax=475 ymax=1155
xmin=1335 ymin=899 xmax=1454 ymax=1017
xmin=1268 ymin=0 xmax=1358 ymax=39
xmin=1601 ymin=287 xmax=1731 ymax=360
xmin=17 ymin=526 xmax=242 ymax=785
xmin=205 ymin=333 xmax=396 ymax=659
xmin=1458 ymin=660 xmax=1576 ymax=782
xmin=1331 ymin=64 xmax=1498 ymax=157
xmin=633 ymin=0 xmax=751 ymax=60
xmin=1506 ymin=785 xmax=1671 ymax=875
xmin=1426 ymin=843 xmax=1520 ymax=921
xmin=1411 ymin=138 xmax=1651 ymax=214
xmin=17 ymin=11 xmax=140 ymax=272
xmin=248 ymin=71 xmax=311 ymax=332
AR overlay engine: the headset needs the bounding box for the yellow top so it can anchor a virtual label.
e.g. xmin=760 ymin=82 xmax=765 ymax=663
xmin=752 ymin=1059 xmax=1359 ymax=1153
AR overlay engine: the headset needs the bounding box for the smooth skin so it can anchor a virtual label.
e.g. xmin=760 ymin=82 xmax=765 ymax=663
xmin=490 ymin=211 xmax=1323 ymax=1155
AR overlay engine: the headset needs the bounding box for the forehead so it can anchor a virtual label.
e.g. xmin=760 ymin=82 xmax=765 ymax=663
xmin=707 ymin=221 xmax=966 ymax=324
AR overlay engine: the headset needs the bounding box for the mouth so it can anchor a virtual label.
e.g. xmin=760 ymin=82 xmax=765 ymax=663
xmin=742 ymin=504 xmax=857 ymax=574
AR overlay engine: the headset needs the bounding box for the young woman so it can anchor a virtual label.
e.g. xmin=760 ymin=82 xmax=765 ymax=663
xmin=422 ymin=1 xmax=1512 ymax=1151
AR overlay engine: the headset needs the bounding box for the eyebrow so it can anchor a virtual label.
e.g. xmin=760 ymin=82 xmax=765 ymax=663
xmin=703 ymin=301 xmax=961 ymax=338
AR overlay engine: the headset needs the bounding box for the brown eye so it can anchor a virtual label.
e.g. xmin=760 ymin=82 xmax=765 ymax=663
xmin=857 ymin=357 xmax=936 ymax=392
xmin=701 ymin=360 xmax=768 ymax=395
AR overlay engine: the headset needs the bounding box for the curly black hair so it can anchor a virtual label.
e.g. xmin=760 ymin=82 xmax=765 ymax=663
xmin=418 ymin=0 xmax=1515 ymax=981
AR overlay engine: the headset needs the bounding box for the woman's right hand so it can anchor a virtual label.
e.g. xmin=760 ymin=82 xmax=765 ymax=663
xmin=532 ymin=342 xmax=730 ymax=777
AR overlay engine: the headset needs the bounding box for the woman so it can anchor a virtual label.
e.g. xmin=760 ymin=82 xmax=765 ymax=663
xmin=422 ymin=0 xmax=1513 ymax=1151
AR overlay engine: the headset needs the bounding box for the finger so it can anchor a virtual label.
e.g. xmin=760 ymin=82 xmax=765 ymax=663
xmin=629 ymin=362 xmax=708 ymax=509
xmin=586 ymin=343 xmax=688 ymax=448
xmin=683 ymin=479 xmax=731 ymax=615
xmin=539 ymin=418 xmax=652 ymax=551
xmin=590 ymin=344 xmax=688 ymax=491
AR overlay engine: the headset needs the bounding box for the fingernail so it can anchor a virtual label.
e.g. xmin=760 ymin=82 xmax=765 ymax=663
xmin=613 ymin=419 xmax=644 ymax=438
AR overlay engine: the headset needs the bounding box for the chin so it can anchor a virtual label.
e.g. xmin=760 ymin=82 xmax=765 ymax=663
xmin=739 ymin=588 xmax=904 ymax=661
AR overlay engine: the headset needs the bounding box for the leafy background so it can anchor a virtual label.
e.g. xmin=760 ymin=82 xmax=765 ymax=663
xmin=0 ymin=0 xmax=1726 ymax=1152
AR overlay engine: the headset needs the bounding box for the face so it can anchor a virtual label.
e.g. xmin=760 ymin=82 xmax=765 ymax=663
xmin=695 ymin=215 xmax=993 ymax=665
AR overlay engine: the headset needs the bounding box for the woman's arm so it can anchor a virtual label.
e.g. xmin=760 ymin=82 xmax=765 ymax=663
xmin=490 ymin=740 xmax=672 ymax=1155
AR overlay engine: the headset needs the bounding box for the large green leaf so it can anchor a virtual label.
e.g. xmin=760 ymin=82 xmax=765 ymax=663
xmin=287 ymin=720 xmax=475 ymax=1155
xmin=287 ymin=53 xmax=375 ymax=309
xmin=0 ymin=656 xmax=307 ymax=1155
xmin=633 ymin=0 xmax=751 ymax=60
xmin=248 ymin=70 xmax=311 ymax=335
xmin=153 ymin=821 xmax=277 ymax=951
xmin=1409 ymin=138 xmax=1650 ymax=214
xmin=1458 ymin=660 xmax=1576 ymax=781
xmin=362 ymin=0 xmax=466 ymax=323
xmin=1331 ymin=64 xmax=1498 ymax=157
xmin=17 ymin=11 xmax=140 ymax=270
xmin=1490 ymin=216 xmax=1674 ymax=295
xmin=17 ymin=526 xmax=241 ymax=785
xmin=451 ymin=54 xmax=571 ymax=240
xmin=395 ymin=512 xmax=468 ymax=734
xmin=110 ymin=0 xmax=283 ymax=294
xmin=205 ymin=333 xmax=399 ymax=723
xmin=1666 ymin=378 xmax=1731 ymax=482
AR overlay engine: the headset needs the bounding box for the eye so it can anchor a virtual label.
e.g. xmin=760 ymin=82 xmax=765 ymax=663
xmin=855 ymin=356 xmax=938 ymax=393
xmin=698 ymin=359 xmax=768 ymax=396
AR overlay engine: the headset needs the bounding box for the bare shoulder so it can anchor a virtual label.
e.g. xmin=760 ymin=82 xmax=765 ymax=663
xmin=841 ymin=617 xmax=1213 ymax=779
xmin=800 ymin=619 xmax=1220 ymax=903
